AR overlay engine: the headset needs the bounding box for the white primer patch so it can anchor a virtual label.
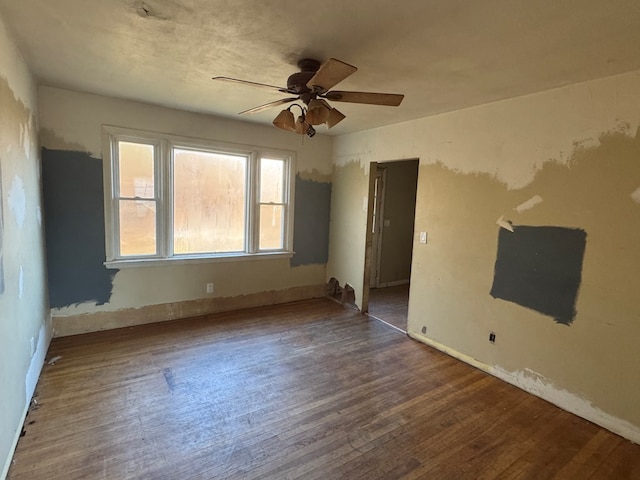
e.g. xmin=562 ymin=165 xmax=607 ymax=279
xmin=496 ymin=215 xmax=514 ymax=232
xmin=18 ymin=265 xmax=24 ymax=299
xmin=408 ymin=330 xmax=640 ymax=444
xmin=26 ymin=324 xmax=48 ymax=406
xmin=492 ymin=366 xmax=640 ymax=444
xmin=631 ymin=187 xmax=640 ymax=204
xmin=515 ymin=194 xmax=543 ymax=213
xmin=8 ymin=174 xmax=26 ymax=228
xmin=21 ymin=121 xmax=32 ymax=159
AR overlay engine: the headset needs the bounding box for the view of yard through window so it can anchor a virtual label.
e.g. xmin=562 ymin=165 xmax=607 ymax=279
xmin=114 ymin=139 xmax=288 ymax=259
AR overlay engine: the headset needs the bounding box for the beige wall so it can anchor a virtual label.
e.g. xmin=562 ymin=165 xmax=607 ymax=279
xmin=0 ymin=16 xmax=51 ymax=479
xmin=38 ymin=87 xmax=333 ymax=333
xmin=328 ymin=70 xmax=640 ymax=442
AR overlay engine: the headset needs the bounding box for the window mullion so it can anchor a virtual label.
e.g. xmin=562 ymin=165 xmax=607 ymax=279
xmin=247 ymin=153 xmax=258 ymax=253
xmin=111 ymin=137 xmax=121 ymax=259
xmin=160 ymin=140 xmax=172 ymax=258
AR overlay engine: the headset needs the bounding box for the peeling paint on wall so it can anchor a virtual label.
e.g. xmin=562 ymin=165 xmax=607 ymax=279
xmin=291 ymin=175 xmax=331 ymax=267
xmin=41 ymin=148 xmax=118 ymax=307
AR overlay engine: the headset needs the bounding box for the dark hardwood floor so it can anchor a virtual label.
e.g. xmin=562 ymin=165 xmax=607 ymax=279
xmin=368 ymin=284 xmax=409 ymax=332
xmin=8 ymin=298 xmax=640 ymax=479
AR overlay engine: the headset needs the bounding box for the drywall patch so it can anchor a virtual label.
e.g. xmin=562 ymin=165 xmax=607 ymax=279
xmin=41 ymin=148 xmax=118 ymax=307
xmin=291 ymin=176 xmax=331 ymax=266
xmin=490 ymin=226 xmax=587 ymax=325
xmin=8 ymin=174 xmax=26 ymax=228
xmin=632 ymin=187 xmax=640 ymax=204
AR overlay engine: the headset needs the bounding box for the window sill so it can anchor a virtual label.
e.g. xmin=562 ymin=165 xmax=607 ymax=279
xmin=104 ymin=251 xmax=294 ymax=269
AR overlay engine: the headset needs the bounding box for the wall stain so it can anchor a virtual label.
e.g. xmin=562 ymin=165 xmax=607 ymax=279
xmin=41 ymin=148 xmax=118 ymax=307
xmin=291 ymin=175 xmax=331 ymax=267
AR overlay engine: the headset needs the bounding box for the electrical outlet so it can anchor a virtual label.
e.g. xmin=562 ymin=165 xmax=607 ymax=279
xmin=419 ymin=232 xmax=427 ymax=244
xmin=421 ymin=325 xmax=427 ymax=334
xmin=206 ymin=283 xmax=214 ymax=294
xmin=489 ymin=332 xmax=496 ymax=343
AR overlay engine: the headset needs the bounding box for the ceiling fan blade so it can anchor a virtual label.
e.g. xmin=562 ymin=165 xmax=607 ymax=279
xmin=213 ymin=76 xmax=288 ymax=93
xmin=323 ymin=91 xmax=404 ymax=106
xmin=239 ymin=97 xmax=298 ymax=115
xmin=306 ymin=58 xmax=357 ymax=93
xmin=326 ymin=108 xmax=346 ymax=129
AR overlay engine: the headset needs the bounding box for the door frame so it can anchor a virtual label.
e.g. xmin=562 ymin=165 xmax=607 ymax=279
xmin=361 ymin=158 xmax=419 ymax=315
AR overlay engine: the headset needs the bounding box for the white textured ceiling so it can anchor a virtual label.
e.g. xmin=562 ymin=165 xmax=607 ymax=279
xmin=2 ymin=0 xmax=640 ymax=135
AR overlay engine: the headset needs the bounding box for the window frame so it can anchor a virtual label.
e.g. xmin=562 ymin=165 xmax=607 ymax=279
xmin=102 ymin=126 xmax=295 ymax=268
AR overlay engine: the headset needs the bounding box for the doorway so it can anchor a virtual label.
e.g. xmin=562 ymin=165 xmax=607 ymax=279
xmin=363 ymin=159 xmax=419 ymax=332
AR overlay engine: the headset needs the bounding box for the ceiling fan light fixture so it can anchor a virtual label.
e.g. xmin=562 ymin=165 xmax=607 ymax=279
xmin=273 ymin=109 xmax=296 ymax=132
xmin=305 ymin=99 xmax=331 ymax=125
xmin=326 ymin=108 xmax=346 ymax=129
xmin=294 ymin=114 xmax=309 ymax=135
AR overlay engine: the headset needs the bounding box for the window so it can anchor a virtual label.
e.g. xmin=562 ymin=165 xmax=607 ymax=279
xmin=102 ymin=126 xmax=294 ymax=266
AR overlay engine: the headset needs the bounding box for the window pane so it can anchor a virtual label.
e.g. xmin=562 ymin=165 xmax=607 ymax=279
xmin=119 ymin=199 xmax=156 ymax=256
xmin=259 ymin=204 xmax=283 ymax=250
xmin=118 ymin=142 xmax=154 ymax=198
xmin=173 ymin=149 xmax=246 ymax=254
xmin=260 ymin=158 xmax=284 ymax=203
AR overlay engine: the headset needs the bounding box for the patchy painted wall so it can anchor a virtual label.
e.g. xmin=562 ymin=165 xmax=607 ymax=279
xmin=38 ymin=87 xmax=333 ymax=331
xmin=326 ymin=160 xmax=370 ymax=302
xmin=41 ymin=148 xmax=118 ymax=308
xmin=291 ymin=174 xmax=331 ymax=267
xmin=329 ymin=69 xmax=640 ymax=442
xmin=0 ymin=15 xmax=51 ymax=480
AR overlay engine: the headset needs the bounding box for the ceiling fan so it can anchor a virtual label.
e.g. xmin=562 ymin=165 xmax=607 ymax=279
xmin=212 ymin=58 xmax=404 ymax=136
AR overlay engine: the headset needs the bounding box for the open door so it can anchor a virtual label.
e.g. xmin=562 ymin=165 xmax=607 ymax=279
xmin=363 ymin=159 xmax=419 ymax=330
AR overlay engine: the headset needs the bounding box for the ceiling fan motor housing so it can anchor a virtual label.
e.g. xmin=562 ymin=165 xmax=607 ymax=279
xmin=286 ymin=58 xmax=322 ymax=100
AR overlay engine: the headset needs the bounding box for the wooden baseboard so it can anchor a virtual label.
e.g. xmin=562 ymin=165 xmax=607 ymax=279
xmin=52 ymin=284 xmax=326 ymax=337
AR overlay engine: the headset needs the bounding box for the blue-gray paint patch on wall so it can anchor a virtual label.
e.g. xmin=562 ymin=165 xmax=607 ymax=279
xmin=41 ymin=148 xmax=118 ymax=308
xmin=490 ymin=225 xmax=586 ymax=325
xmin=291 ymin=176 xmax=331 ymax=266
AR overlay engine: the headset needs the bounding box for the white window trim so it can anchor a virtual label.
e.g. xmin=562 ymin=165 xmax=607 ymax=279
xmin=102 ymin=125 xmax=295 ymax=268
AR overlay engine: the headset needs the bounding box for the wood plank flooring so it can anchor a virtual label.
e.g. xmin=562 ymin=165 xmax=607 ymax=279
xmin=8 ymin=298 xmax=640 ymax=479
xmin=368 ymin=284 xmax=409 ymax=332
